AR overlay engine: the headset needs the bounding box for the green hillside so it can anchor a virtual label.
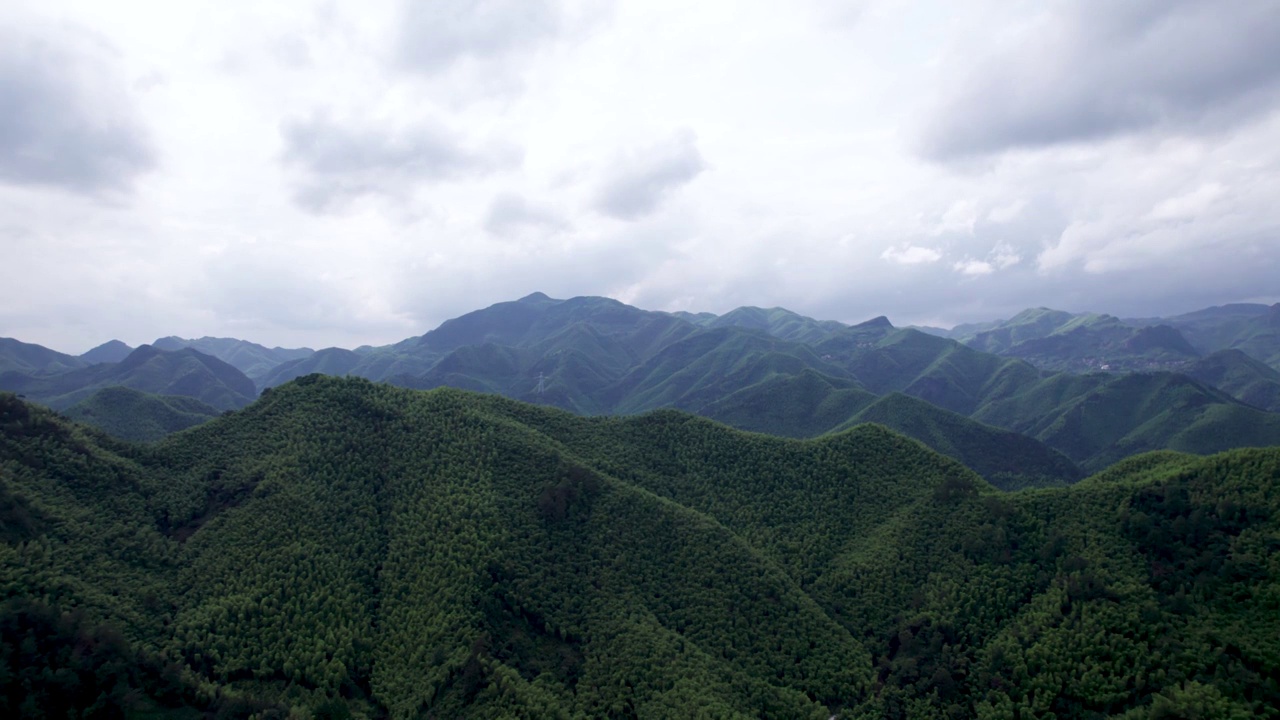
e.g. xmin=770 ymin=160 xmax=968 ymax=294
xmin=62 ymin=386 xmax=223 ymax=441
xmin=2 ymin=380 xmax=1279 ymax=717
xmin=79 ymin=339 xmax=134 ymax=364
xmin=604 ymin=327 xmax=851 ymax=415
xmin=707 ymin=306 xmax=846 ymax=344
xmin=838 ymin=392 xmax=1083 ymax=489
xmin=6 ymin=296 xmax=1280 ymax=488
xmin=1130 ymin=303 xmax=1280 ymax=369
xmin=153 ymin=336 xmax=314 ymax=384
xmin=1186 ymin=349 xmax=1280 ymax=412
xmin=952 ymin=310 xmax=1201 ymax=373
xmin=957 ymin=307 xmax=1077 ymax=352
xmin=975 ymin=371 xmax=1280 ymax=470
xmin=702 ymin=368 xmax=878 ymax=438
xmin=0 ymin=337 xmax=87 ymax=376
xmin=0 ymin=345 xmax=257 ymax=411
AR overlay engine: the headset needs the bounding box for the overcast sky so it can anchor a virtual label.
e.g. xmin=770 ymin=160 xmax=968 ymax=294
xmin=3 ymin=0 xmax=1279 ymax=352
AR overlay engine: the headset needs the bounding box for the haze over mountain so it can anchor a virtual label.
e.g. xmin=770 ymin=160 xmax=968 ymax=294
xmin=7 ymin=293 xmax=1280 ymax=490
xmin=0 ymin=344 xmax=256 ymax=411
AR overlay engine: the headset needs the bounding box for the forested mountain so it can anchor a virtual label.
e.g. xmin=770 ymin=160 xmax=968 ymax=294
xmin=833 ymin=393 xmax=1083 ymax=489
xmin=1150 ymin=303 xmax=1280 ymax=369
xmin=2 ymin=379 xmax=1277 ymax=718
xmin=700 ymin=306 xmax=847 ymax=344
xmin=5 ymin=295 xmax=1280 ymax=479
xmin=946 ymin=309 xmax=1200 ymax=373
xmin=945 ymin=303 xmax=1280 ymax=375
xmin=153 ymin=336 xmax=314 ymax=384
xmin=79 ymin=339 xmax=134 ymax=364
xmin=62 ymin=386 xmax=223 ymax=441
xmin=0 ymin=337 xmax=87 ymax=376
xmin=0 ymin=345 xmax=256 ymax=411
xmin=1185 ymin=349 xmax=1280 ymax=413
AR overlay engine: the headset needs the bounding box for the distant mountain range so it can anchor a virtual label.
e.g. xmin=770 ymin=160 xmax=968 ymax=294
xmin=936 ymin=302 xmax=1280 ymax=375
xmin=0 ymin=344 xmax=255 ymax=411
xmin=3 ymin=294 xmax=1279 ymax=481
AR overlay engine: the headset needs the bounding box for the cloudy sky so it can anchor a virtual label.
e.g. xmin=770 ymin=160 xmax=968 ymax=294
xmin=3 ymin=0 xmax=1279 ymax=352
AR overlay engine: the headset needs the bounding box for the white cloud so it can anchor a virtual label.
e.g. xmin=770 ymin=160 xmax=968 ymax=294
xmin=592 ymin=129 xmax=706 ymax=220
xmin=1 ymin=0 xmax=1279 ymax=351
xmin=954 ymin=259 xmax=994 ymax=276
xmin=882 ymin=245 xmax=943 ymax=265
xmin=1148 ymin=182 xmax=1225 ymax=221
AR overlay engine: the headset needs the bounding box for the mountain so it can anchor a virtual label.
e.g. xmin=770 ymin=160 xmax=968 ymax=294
xmin=954 ymin=307 xmax=1078 ymax=352
xmin=702 ymin=368 xmax=879 ymax=438
xmin=257 ymin=294 xmax=703 ymax=398
xmin=0 ymin=337 xmax=87 ymax=376
xmin=7 ymin=295 xmax=1280 ymax=477
xmin=954 ymin=303 xmax=1280 ymax=375
xmin=1185 ymin=348 xmax=1280 ymax=412
xmin=2 ymin=380 xmax=1277 ymax=717
xmin=153 ymin=336 xmax=314 ymax=383
xmin=258 ymin=346 xmax=365 ymax=389
xmin=62 ymin=386 xmax=222 ymax=441
xmin=950 ymin=309 xmax=1201 ymax=373
xmin=0 ymin=345 xmax=257 ymax=410
xmin=835 ymin=392 xmax=1083 ymax=489
xmin=973 ymin=370 xmax=1280 ymax=470
xmin=79 ymin=339 xmax=134 ymax=364
xmin=700 ymin=372 xmax=1082 ymax=489
xmin=706 ymin=306 xmax=847 ymax=344
xmin=1151 ymin=302 xmax=1280 ymax=370
xmin=601 ymin=326 xmax=850 ymax=415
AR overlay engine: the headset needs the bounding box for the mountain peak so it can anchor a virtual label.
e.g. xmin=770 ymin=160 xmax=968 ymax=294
xmin=853 ymin=315 xmax=893 ymax=329
xmin=517 ymin=291 xmax=556 ymax=304
xmin=80 ymin=339 xmax=134 ymax=364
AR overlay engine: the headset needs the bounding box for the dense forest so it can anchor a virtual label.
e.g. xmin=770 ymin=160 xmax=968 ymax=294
xmin=2 ymin=377 xmax=1277 ymax=718
xmin=5 ymin=295 xmax=1280 ymax=488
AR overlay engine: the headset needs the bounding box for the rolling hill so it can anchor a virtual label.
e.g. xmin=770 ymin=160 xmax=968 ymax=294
xmin=5 ymin=294 xmax=1280 ymax=480
xmin=79 ymin=339 xmax=134 ymax=364
xmin=153 ymin=336 xmax=314 ymax=384
xmin=2 ymin=379 xmax=1277 ymax=717
xmin=1185 ymin=348 xmax=1280 ymax=412
xmin=948 ymin=309 xmax=1201 ymax=373
xmin=0 ymin=345 xmax=257 ymax=411
xmin=0 ymin=337 xmax=88 ymax=376
xmin=62 ymin=386 xmax=223 ymax=442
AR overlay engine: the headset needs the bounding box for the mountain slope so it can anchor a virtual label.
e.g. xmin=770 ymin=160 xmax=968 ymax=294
xmin=975 ymin=371 xmax=1280 ymax=470
xmin=707 ymin=306 xmax=846 ymax=344
xmin=0 ymin=345 xmax=257 ymax=410
xmin=839 ymin=392 xmax=1084 ymax=489
xmin=80 ymin=339 xmax=134 ymax=364
xmin=603 ymin=326 xmax=852 ymax=414
xmin=953 ymin=309 xmax=1201 ymax=373
xmin=1131 ymin=303 xmax=1280 ymax=369
xmin=2 ymin=381 xmax=1278 ymax=718
xmin=702 ymin=368 xmax=879 ymax=438
xmin=153 ymin=336 xmax=314 ymax=383
xmin=0 ymin=337 xmax=87 ymax=376
xmin=62 ymin=386 xmax=222 ymax=441
xmin=1185 ymin=348 xmax=1280 ymax=412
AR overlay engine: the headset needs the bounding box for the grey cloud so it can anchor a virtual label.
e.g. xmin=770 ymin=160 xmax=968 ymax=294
xmin=593 ymin=131 xmax=706 ymax=220
xmin=921 ymin=0 xmax=1280 ymax=159
xmin=484 ymin=192 xmax=567 ymax=235
xmin=397 ymin=0 xmax=560 ymax=74
xmin=281 ymin=114 xmax=520 ymax=211
xmin=0 ymin=30 xmax=155 ymax=193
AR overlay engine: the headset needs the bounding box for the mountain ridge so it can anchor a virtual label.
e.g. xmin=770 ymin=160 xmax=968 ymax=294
xmin=2 ymin=379 xmax=1277 ymax=717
